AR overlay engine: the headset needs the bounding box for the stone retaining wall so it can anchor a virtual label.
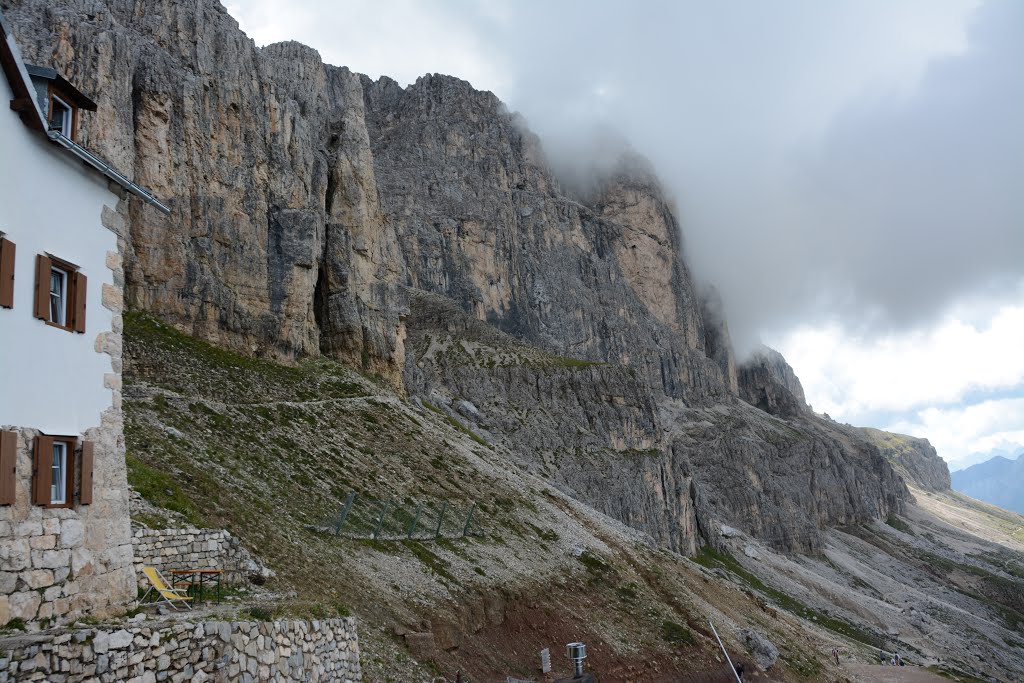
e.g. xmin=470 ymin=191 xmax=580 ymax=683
xmin=0 ymin=617 xmax=361 ymax=682
xmin=131 ymin=527 xmax=271 ymax=586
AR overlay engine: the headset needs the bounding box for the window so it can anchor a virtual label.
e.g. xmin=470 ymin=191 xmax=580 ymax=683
xmin=49 ymin=266 xmax=67 ymax=325
xmin=34 ymin=254 xmax=86 ymax=332
xmin=50 ymin=441 xmax=67 ymax=504
xmin=48 ymin=95 xmax=73 ymax=137
xmin=32 ymin=435 xmax=77 ymax=508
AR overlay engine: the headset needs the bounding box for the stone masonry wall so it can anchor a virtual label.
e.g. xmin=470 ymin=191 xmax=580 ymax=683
xmin=0 ymin=617 xmax=362 ymax=682
xmin=0 ymin=197 xmax=135 ymax=627
xmin=131 ymin=527 xmax=271 ymax=586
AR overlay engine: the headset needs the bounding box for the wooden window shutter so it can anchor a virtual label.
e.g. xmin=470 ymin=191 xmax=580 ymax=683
xmin=33 ymin=434 xmax=54 ymax=505
xmin=79 ymin=441 xmax=94 ymax=505
xmin=0 ymin=431 xmax=16 ymax=505
xmin=34 ymin=254 xmax=51 ymax=320
xmin=0 ymin=238 xmax=14 ymax=309
xmin=73 ymin=272 xmax=87 ymax=333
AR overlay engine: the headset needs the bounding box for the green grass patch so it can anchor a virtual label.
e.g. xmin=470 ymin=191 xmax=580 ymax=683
xmin=577 ymin=550 xmax=613 ymax=574
xmin=661 ymin=620 xmax=695 ymax=646
xmin=694 ymin=547 xmax=882 ymax=647
xmin=421 ymin=400 xmax=490 ymax=448
xmin=402 ymin=540 xmax=456 ymax=582
xmin=124 ymin=311 xmax=366 ymax=402
xmin=885 ymin=515 xmax=914 ymax=534
xmin=125 ymin=453 xmax=204 ymax=526
xmin=546 ymin=356 xmax=602 ymax=369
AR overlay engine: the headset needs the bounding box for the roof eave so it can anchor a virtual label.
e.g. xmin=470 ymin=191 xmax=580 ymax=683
xmin=0 ymin=9 xmax=46 ymax=131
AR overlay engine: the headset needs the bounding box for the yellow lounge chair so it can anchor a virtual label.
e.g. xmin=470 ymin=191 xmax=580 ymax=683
xmin=141 ymin=566 xmax=193 ymax=611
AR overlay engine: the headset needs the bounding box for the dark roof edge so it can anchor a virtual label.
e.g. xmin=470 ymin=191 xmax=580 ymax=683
xmin=0 ymin=7 xmax=46 ymax=131
xmin=25 ymin=63 xmax=98 ymax=111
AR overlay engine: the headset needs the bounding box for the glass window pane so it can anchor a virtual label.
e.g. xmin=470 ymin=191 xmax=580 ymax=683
xmin=49 ymin=269 xmax=65 ymax=325
xmin=49 ymin=100 xmax=71 ymax=136
xmin=50 ymin=443 xmax=66 ymax=504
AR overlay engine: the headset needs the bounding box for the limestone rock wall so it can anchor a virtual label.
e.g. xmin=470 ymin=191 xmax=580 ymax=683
xmin=406 ymin=290 xmax=907 ymax=554
xmin=131 ymin=527 xmax=271 ymax=586
xmin=362 ymin=75 xmax=732 ymax=404
xmin=0 ymin=617 xmax=361 ymax=682
xmin=737 ymin=345 xmax=810 ymax=418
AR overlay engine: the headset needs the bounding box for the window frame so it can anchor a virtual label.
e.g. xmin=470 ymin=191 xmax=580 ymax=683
xmin=34 ymin=435 xmax=77 ymax=509
xmin=48 ymin=92 xmax=75 ymax=139
xmin=50 ymin=441 xmax=68 ymax=505
xmin=39 ymin=254 xmax=82 ymax=332
xmin=49 ymin=265 xmax=68 ymax=326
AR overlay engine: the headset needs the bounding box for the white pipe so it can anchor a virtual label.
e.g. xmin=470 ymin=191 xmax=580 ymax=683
xmin=46 ymin=130 xmax=171 ymax=214
xmin=709 ymin=620 xmax=743 ymax=683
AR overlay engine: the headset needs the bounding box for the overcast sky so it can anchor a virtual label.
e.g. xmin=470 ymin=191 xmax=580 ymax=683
xmin=227 ymin=0 xmax=1024 ymax=469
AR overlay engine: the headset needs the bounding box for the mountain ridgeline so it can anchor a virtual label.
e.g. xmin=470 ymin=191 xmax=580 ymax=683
xmin=5 ymin=0 xmax=943 ymax=554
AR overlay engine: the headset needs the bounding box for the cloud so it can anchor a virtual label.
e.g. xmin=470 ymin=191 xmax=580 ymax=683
xmin=884 ymin=398 xmax=1024 ymax=468
xmin=769 ymin=299 xmax=1024 ymax=421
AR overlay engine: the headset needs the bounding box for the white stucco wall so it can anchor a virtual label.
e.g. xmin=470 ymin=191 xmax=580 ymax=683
xmin=0 ymin=72 xmax=120 ymax=436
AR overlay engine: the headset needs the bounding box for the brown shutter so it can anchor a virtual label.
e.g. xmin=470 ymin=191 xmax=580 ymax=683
xmin=73 ymin=272 xmax=87 ymax=333
xmin=34 ymin=254 xmax=51 ymax=320
xmin=33 ymin=435 xmax=54 ymax=505
xmin=79 ymin=441 xmax=94 ymax=505
xmin=0 ymin=238 xmax=14 ymax=309
xmin=0 ymin=431 xmax=16 ymax=505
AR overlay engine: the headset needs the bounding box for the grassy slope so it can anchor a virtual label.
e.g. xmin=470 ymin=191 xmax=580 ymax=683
xmin=124 ymin=312 xmax=882 ymax=682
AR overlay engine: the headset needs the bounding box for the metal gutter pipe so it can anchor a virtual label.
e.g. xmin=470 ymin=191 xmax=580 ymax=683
xmin=46 ymin=129 xmax=171 ymax=215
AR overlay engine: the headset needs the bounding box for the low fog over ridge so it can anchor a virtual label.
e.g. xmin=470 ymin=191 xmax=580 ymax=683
xmin=496 ymin=0 xmax=1024 ymax=354
xmin=232 ymin=0 xmax=1023 ymax=356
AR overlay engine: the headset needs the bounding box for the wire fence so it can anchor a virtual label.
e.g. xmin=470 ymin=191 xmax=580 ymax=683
xmin=306 ymin=492 xmax=483 ymax=541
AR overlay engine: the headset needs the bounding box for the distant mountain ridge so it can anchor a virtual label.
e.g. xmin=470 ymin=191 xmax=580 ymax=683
xmin=951 ymin=453 xmax=1024 ymax=514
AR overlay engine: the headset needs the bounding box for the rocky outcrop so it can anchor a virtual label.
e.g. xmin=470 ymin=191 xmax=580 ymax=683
xmin=407 ymin=291 xmax=907 ymax=554
xmin=737 ymin=345 xmax=809 ymax=418
xmin=859 ymin=428 xmax=951 ymax=492
xmin=5 ymin=0 xmax=909 ymax=554
xmin=361 ymin=74 xmax=731 ymax=403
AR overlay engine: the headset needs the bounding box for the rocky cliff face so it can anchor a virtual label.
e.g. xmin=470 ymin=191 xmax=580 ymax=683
xmin=4 ymin=0 xmax=908 ymax=553
xmin=859 ymin=428 xmax=951 ymax=492
xmin=738 ymin=345 xmax=810 ymax=418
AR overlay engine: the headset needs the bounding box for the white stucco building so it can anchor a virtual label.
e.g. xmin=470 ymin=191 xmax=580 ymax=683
xmin=0 ymin=9 xmax=169 ymax=626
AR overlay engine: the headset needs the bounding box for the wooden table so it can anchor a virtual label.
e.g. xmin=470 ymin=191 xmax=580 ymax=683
xmin=170 ymin=569 xmax=224 ymax=604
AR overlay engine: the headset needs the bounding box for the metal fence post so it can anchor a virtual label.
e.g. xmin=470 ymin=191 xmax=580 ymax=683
xmin=334 ymin=492 xmax=356 ymax=536
xmin=709 ymin=620 xmax=742 ymax=683
xmin=372 ymin=498 xmax=392 ymax=540
xmin=407 ymin=503 xmax=424 ymax=539
xmin=462 ymin=503 xmax=476 ymax=537
xmin=434 ymin=502 xmax=448 ymax=539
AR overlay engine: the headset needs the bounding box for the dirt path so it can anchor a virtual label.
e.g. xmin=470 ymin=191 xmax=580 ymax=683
xmin=844 ymin=664 xmax=949 ymax=683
